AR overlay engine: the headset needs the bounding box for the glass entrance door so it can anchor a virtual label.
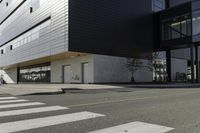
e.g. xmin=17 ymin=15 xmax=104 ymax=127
xmin=19 ymin=63 xmax=51 ymax=83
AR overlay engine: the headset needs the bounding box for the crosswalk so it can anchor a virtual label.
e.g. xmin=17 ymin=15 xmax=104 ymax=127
xmin=0 ymin=99 xmax=28 ymax=104
xmin=89 ymin=121 xmax=174 ymax=133
xmin=0 ymin=97 xmax=17 ymax=100
xmin=0 ymin=96 xmax=174 ymax=133
xmin=0 ymin=96 xmax=105 ymax=133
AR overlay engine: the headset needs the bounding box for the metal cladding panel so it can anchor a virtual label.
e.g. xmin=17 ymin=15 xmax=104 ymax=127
xmin=0 ymin=0 xmax=68 ymax=67
xmin=0 ymin=0 xmax=23 ymax=23
xmin=68 ymin=0 xmax=155 ymax=57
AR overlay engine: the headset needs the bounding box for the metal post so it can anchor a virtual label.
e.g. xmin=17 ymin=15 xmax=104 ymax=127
xmin=166 ymin=49 xmax=171 ymax=83
xmin=191 ymin=46 xmax=195 ymax=83
xmin=17 ymin=67 xmax=20 ymax=84
xmin=195 ymin=45 xmax=199 ymax=83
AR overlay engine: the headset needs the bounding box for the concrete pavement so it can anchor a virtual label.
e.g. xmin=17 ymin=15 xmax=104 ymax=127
xmin=1 ymin=83 xmax=200 ymax=96
xmin=0 ymin=86 xmax=200 ymax=132
xmin=0 ymin=84 xmax=128 ymax=96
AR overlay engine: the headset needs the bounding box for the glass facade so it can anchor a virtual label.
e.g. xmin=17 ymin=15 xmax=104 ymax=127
xmin=19 ymin=63 xmax=50 ymax=83
xmin=162 ymin=14 xmax=191 ymax=41
xmin=152 ymin=0 xmax=165 ymax=12
xmin=193 ymin=16 xmax=200 ymax=36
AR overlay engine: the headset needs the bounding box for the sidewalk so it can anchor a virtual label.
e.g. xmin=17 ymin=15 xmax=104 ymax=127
xmin=0 ymin=84 xmax=126 ymax=96
xmin=130 ymin=83 xmax=200 ymax=88
xmin=0 ymin=84 xmax=62 ymax=96
xmin=0 ymin=83 xmax=200 ymax=96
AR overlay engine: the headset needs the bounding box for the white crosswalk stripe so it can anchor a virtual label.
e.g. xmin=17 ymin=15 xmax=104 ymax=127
xmin=0 ymin=99 xmax=29 ymax=104
xmin=89 ymin=121 xmax=174 ymax=133
xmin=0 ymin=106 xmax=68 ymax=117
xmin=0 ymin=102 xmax=45 ymax=109
xmin=0 ymin=96 xmax=106 ymax=132
xmin=0 ymin=97 xmax=17 ymax=100
xmin=0 ymin=111 xmax=105 ymax=133
xmin=0 ymin=96 xmax=174 ymax=133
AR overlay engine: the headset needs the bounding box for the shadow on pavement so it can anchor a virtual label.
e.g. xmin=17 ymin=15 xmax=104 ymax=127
xmin=21 ymin=91 xmax=65 ymax=96
xmin=18 ymin=83 xmax=200 ymax=96
xmin=60 ymin=88 xmax=143 ymax=94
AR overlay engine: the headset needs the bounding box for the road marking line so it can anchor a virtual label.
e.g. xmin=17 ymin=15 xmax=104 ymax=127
xmin=0 ymin=97 xmax=17 ymax=100
xmin=89 ymin=121 xmax=174 ymax=133
xmin=0 ymin=106 xmax=68 ymax=117
xmin=68 ymin=91 xmax=200 ymax=108
xmin=0 ymin=102 xmax=45 ymax=109
xmin=0 ymin=99 xmax=29 ymax=104
xmin=0 ymin=111 xmax=105 ymax=133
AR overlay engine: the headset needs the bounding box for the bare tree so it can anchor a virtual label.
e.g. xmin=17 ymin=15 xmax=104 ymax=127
xmin=126 ymin=58 xmax=143 ymax=82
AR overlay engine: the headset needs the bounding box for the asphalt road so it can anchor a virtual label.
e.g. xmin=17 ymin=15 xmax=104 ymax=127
xmin=1 ymin=87 xmax=200 ymax=133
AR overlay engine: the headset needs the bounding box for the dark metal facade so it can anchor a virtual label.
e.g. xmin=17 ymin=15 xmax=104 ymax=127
xmin=68 ymin=0 xmax=155 ymax=57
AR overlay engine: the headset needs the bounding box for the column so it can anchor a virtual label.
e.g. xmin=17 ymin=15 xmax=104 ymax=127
xmin=166 ymin=49 xmax=171 ymax=82
xmin=195 ymin=45 xmax=200 ymax=83
xmin=191 ymin=46 xmax=195 ymax=83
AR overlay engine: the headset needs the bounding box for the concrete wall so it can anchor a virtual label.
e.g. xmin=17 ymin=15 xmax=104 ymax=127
xmin=93 ymin=55 xmax=153 ymax=83
xmin=51 ymin=55 xmax=94 ymax=83
xmin=0 ymin=68 xmax=17 ymax=83
xmin=51 ymin=54 xmax=153 ymax=84
xmin=171 ymin=58 xmax=188 ymax=81
xmin=93 ymin=55 xmax=130 ymax=83
xmin=134 ymin=59 xmax=153 ymax=82
xmin=0 ymin=54 xmax=154 ymax=84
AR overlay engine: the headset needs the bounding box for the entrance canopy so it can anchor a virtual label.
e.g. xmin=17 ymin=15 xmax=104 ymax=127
xmin=158 ymin=0 xmax=200 ymax=50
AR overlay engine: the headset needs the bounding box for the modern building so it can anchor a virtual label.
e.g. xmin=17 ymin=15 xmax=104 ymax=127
xmin=0 ymin=0 xmax=199 ymax=84
xmin=157 ymin=0 xmax=200 ymax=83
xmin=0 ymin=0 xmax=155 ymax=84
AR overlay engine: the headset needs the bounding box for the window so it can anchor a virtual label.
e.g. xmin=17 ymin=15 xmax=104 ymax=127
xmin=162 ymin=22 xmax=171 ymax=40
xmin=0 ymin=19 xmax=51 ymax=51
xmin=152 ymin=0 xmax=165 ymax=12
xmin=193 ymin=17 xmax=200 ymax=36
xmin=171 ymin=21 xmax=181 ymax=39
xmin=161 ymin=14 xmax=192 ymax=41
xmin=10 ymin=45 xmax=13 ymax=50
xmin=1 ymin=49 xmax=3 ymax=54
xmin=181 ymin=19 xmax=192 ymax=37
xmin=30 ymin=7 xmax=33 ymax=13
